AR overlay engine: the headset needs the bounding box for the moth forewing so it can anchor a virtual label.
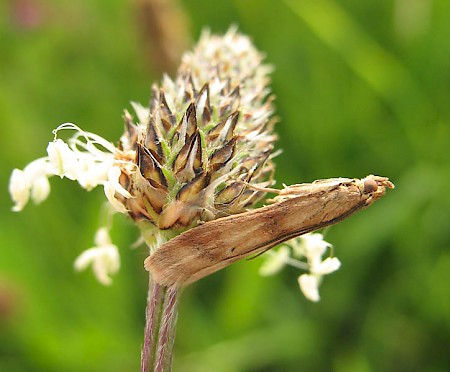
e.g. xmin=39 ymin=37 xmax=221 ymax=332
xmin=144 ymin=175 xmax=394 ymax=287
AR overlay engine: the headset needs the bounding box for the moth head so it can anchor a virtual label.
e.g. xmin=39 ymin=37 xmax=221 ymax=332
xmin=363 ymin=178 xmax=378 ymax=193
xmin=358 ymin=175 xmax=395 ymax=203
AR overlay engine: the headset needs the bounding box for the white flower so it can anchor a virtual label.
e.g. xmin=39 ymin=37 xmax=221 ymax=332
xmin=47 ymin=139 xmax=79 ymax=179
xmin=259 ymin=233 xmax=341 ymax=302
xmin=296 ymin=234 xmax=339 ymax=301
xmin=9 ymin=158 xmax=52 ymax=211
xmin=259 ymin=246 xmax=290 ymax=276
xmin=9 ymin=169 xmax=30 ymax=212
xmin=10 ymin=123 xmax=135 ymax=215
xmin=30 ymin=175 xmax=51 ymax=204
xmin=74 ymin=227 xmax=120 ymax=285
xmin=298 ymin=274 xmax=321 ymax=302
xmin=312 ymin=257 xmax=341 ymax=275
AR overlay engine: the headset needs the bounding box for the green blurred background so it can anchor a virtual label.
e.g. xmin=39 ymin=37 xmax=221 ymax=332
xmin=1 ymin=0 xmax=449 ymax=371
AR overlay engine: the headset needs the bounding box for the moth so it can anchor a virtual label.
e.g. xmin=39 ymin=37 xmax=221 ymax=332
xmin=144 ymin=175 xmax=394 ymax=287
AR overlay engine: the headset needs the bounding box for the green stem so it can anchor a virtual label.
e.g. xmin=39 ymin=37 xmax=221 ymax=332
xmin=141 ymin=273 xmax=179 ymax=372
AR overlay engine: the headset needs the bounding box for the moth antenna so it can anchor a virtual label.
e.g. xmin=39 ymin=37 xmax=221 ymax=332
xmin=236 ymin=180 xmax=281 ymax=194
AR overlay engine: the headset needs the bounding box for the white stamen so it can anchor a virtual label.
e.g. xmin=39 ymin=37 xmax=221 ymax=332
xmin=9 ymin=169 xmax=30 ymax=212
xmin=298 ymin=274 xmax=321 ymax=302
xmin=74 ymin=227 xmax=120 ymax=285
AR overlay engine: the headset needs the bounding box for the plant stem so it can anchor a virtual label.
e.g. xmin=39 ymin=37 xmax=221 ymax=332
xmin=141 ymin=273 xmax=179 ymax=372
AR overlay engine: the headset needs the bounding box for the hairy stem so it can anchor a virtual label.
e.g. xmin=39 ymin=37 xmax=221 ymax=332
xmin=141 ymin=273 xmax=179 ymax=372
xmin=155 ymin=284 xmax=178 ymax=371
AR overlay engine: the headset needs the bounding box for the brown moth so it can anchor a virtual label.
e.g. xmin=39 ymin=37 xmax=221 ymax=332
xmin=144 ymin=175 xmax=394 ymax=287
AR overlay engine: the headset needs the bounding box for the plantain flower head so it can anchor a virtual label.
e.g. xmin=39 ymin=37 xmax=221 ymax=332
xmin=118 ymin=27 xmax=277 ymax=231
xmin=9 ymin=27 xmax=277 ymax=284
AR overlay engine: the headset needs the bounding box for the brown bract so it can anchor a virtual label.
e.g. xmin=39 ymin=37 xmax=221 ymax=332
xmin=144 ymin=175 xmax=394 ymax=286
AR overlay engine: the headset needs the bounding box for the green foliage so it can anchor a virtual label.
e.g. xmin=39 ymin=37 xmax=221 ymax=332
xmin=1 ymin=0 xmax=449 ymax=371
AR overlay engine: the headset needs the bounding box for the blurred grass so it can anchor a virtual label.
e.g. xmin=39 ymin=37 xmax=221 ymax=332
xmin=1 ymin=0 xmax=450 ymax=371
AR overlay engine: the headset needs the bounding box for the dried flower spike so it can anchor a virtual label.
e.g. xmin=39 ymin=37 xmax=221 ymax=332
xmin=116 ymin=27 xmax=278 ymax=232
